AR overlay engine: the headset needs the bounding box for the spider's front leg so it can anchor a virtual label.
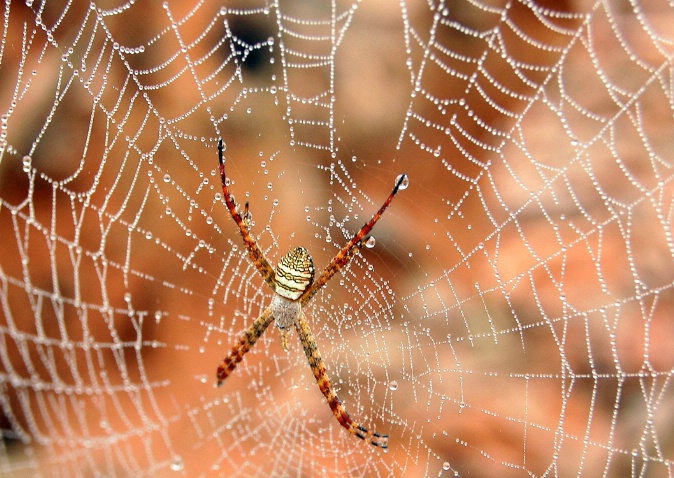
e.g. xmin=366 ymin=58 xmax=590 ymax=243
xmin=216 ymin=307 xmax=274 ymax=386
xmin=294 ymin=312 xmax=389 ymax=448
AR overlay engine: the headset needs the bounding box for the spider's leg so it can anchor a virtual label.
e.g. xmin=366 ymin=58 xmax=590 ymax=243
xmin=300 ymin=173 xmax=407 ymax=306
xmin=216 ymin=306 xmax=274 ymax=386
xmin=217 ymin=139 xmax=276 ymax=290
xmin=294 ymin=312 xmax=389 ymax=448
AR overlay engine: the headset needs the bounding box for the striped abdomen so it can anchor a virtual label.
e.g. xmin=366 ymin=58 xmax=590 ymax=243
xmin=274 ymin=246 xmax=315 ymax=300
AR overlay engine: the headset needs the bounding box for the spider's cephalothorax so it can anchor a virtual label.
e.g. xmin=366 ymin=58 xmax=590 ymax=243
xmin=214 ymin=139 xmax=407 ymax=448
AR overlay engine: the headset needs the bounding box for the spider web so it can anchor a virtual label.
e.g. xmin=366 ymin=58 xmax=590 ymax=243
xmin=1 ymin=0 xmax=673 ymax=476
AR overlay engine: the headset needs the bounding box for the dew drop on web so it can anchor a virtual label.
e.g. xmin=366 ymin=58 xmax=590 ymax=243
xmin=170 ymin=456 xmax=184 ymax=471
xmin=22 ymin=155 xmax=32 ymax=172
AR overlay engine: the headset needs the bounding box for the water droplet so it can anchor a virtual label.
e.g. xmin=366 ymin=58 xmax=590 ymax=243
xmin=396 ymin=174 xmax=409 ymax=190
xmin=389 ymin=380 xmax=398 ymax=391
xmin=364 ymin=236 xmax=376 ymax=248
xmin=22 ymin=155 xmax=32 ymax=172
xmin=169 ymin=456 xmax=184 ymax=471
xmin=442 ymin=461 xmax=451 ymax=471
xmin=163 ymin=173 xmax=170 ymax=182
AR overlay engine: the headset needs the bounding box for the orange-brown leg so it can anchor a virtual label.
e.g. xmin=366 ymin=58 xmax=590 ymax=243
xmin=294 ymin=312 xmax=388 ymax=447
xmin=300 ymin=173 xmax=407 ymax=306
xmin=216 ymin=306 xmax=274 ymax=386
xmin=217 ymin=139 xmax=276 ymax=290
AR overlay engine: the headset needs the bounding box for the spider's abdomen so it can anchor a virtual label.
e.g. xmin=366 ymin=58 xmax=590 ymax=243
xmin=274 ymin=246 xmax=315 ymax=300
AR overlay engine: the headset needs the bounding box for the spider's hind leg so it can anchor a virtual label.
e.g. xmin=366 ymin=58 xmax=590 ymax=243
xmin=215 ymin=139 xmax=276 ymax=290
xmin=242 ymin=201 xmax=252 ymax=228
xmin=300 ymin=173 xmax=407 ymax=306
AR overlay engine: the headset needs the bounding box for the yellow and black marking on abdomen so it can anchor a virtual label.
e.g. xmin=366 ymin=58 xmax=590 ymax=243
xmin=294 ymin=313 xmax=389 ymax=448
xmin=274 ymin=246 xmax=315 ymax=300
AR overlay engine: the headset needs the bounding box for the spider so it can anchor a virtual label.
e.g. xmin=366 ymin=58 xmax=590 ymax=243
xmin=214 ymin=139 xmax=406 ymax=448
